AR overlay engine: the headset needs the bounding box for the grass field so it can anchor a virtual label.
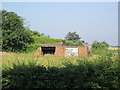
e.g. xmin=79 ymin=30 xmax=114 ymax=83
xmin=1 ymin=49 xmax=119 ymax=67
xmin=2 ymin=52 xmax=89 ymax=67
xmin=1 ymin=49 xmax=119 ymax=88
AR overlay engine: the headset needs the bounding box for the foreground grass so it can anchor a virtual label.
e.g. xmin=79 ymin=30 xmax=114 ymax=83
xmin=2 ymin=55 xmax=119 ymax=88
xmin=2 ymin=52 xmax=89 ymax=67
xmin=1 ymin=50 xmax=119 ymax=88
xmin=2 ymin=49 xmax=118 ymax=67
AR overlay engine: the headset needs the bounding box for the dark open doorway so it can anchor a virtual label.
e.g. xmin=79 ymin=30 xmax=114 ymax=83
xmin=41 ymin=47 xmax=56 ymax=56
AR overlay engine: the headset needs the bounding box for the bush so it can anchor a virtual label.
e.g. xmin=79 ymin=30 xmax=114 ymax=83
xmin=2 ymin=57 xmax=119 ymax=88
xmin=64 ymin=41 xmax=84 ymax=46
xmin=22 ymin=44 xmax=41 ymax=53
xmin=92 ymin=41 xmax=109 ymax=49
xmin=90 ymin=41 xmax=114 ymax=57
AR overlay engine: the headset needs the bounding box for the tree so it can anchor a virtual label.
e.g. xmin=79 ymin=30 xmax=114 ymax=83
xmin=90 ymin=41 xmax=109 ymax=55
xmin=46 ymin=35 xmax=50 ymax=38
xmin=92 ymin=41 xmax=109 ymax=49
xmin=65 ymin=32 xmax=81 ymax=42
xmin=40 ymin=33 xmax=50 ymax=38
xmin=30 ymin=31 xmax=41 ymax=37
xmin=1 ymin=10 xmax=34 ymax=52
xmin=40 ymin=33 xmax=45 ymax=37
xmin=65 ymin=41 xmax=84 ymax=46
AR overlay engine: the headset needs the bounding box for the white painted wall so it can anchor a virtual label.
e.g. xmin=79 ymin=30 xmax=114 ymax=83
xmin=65 ymin=48 xmax=78 ymax=57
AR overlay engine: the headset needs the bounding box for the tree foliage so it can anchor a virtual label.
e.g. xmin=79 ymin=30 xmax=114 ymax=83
xmin=65 ymin=41 xmax=84 ymax=46
xmin=90 ymin=41 xmax=109 ymax=55
xmin=1 ymin=10 xmax=34 ymax=52
xmin=65 ymin=32 xmax=81 ymax=42
xmin=92 ymin=41 xmax=109 ymax=49
xmin=30 ymin=31 xmax=50 ymax=37
xmin=64 ymin=32 xmax=84 ymax=46
xmin=30 ymin=31 xmax=41 ymax=37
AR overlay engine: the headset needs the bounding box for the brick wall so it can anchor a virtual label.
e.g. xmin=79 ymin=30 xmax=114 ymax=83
xmin=34 ymin=46 xmax=88 ymax=57
xmin=55 ymin=47 xmax=65 ymax=57
xmin=78 ymin=47 xmax=88 ymax=56
xmin=34 ymin=47 xmax=41 ymax=56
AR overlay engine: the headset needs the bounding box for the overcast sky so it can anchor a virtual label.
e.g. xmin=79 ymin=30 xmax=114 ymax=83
xmin=2 ymin=2 xmax=118 ymax=46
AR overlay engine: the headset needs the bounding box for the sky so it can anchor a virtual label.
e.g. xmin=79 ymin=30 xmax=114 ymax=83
xmin=2 ymin=2 xmax=118 ymax=46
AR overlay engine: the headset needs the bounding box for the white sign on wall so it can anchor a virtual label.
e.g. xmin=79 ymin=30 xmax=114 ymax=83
xmin=65 ymin=48 xmax=78 ymax=57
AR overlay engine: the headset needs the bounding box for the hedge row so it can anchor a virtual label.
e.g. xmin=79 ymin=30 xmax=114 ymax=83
xmin=2 ymin=57 xmax=119 ymax=88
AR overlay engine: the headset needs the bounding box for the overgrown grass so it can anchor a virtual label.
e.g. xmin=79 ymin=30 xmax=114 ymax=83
xmin=32 ymin=36 xmax=63 ymax=44
xmin=2 ymin=52 xmax=85 ymax=67
xmin=2 ymin=54 xmax=119 ymax=88
xmin=2 ymin=49 xmax=119 ymax=88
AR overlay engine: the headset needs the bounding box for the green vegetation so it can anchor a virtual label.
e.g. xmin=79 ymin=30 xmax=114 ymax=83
xmin=92 ymin=41 xmax=109 ymax=49
xmin=64 ymin=40 xmax=84 ymax=46
xmin=22 ymin=44 xmax=41 ymax=53
xmin=90 ymin=41 xmax=110 ymax=55
xmin=1 ymin=10 xmax=34 ymax=52
xmin=2 ymin=49 xmax=119 ymax=88
xmin=64 ymin=32 xmax=84 ymax=46
xmin=65 ymin=32 xmax=81 ymax=42
xmin=1 ymin=10 xmax=63 ymax=53
xmin=30 ymin=30 xmax=50 ymax=37
xmin=32 ymin=36 xmax=63 ymax=44
xmin=1 ymin=10 xmax=119 ymax=89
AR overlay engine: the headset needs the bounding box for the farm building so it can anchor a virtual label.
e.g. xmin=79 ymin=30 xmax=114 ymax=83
xmin=34 ymin=41 xmax=88 ymax=57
